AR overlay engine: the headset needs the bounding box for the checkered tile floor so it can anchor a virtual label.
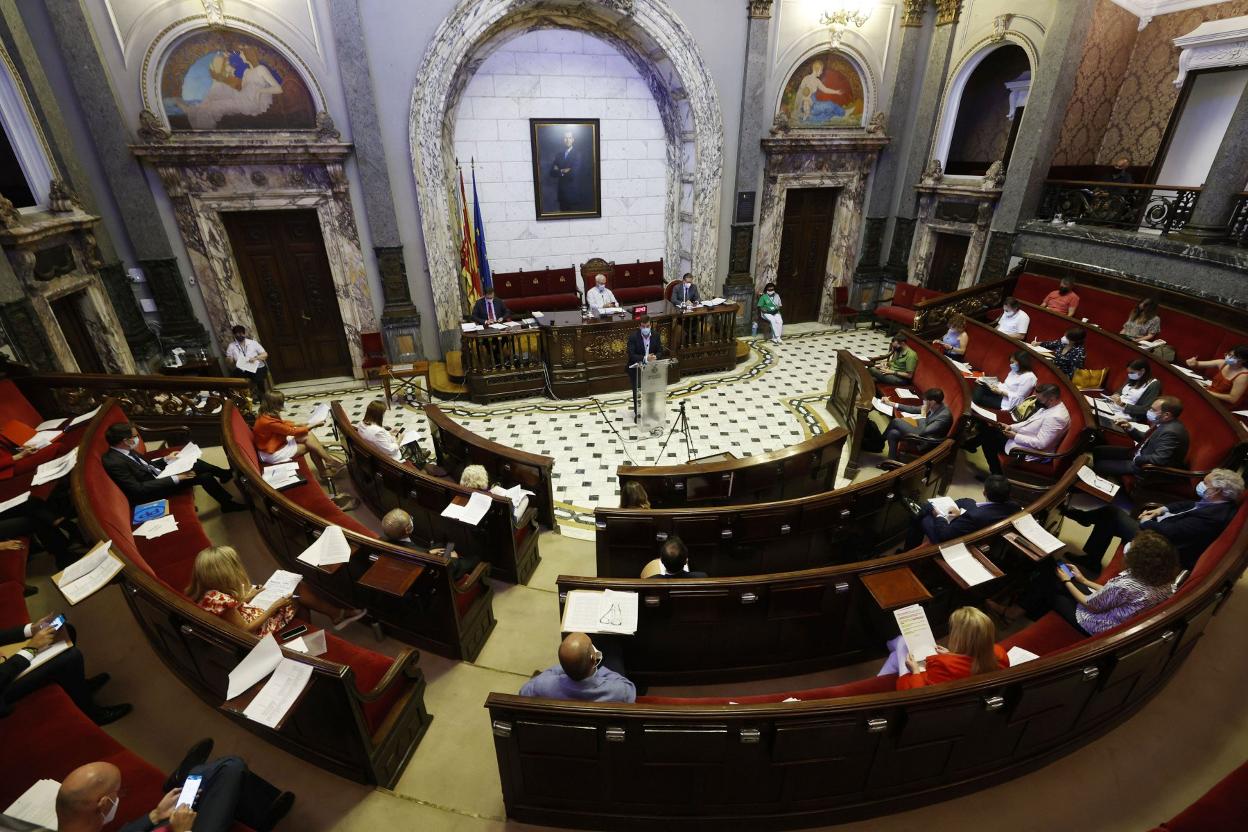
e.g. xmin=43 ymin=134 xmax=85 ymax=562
xmin=282 ymin=324 xmax=890 ymax=537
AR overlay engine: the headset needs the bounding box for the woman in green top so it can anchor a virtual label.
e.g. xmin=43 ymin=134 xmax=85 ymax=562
xmin=757 ymin=282 xmax=784 ymax=344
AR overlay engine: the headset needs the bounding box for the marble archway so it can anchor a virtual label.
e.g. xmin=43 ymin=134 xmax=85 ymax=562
xmin=411 ymin=0 xmax=724 ymax=349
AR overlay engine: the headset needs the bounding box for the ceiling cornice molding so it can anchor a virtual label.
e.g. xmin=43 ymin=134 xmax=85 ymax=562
xmin=1110 ymin=0 xmax=1230 ymax=30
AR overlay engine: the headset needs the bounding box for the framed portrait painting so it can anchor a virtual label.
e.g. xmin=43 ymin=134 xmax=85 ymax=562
xmin=529 ymin=118 xmax=601 ymax=220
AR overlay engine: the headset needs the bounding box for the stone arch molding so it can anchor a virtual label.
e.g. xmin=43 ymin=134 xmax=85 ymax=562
xmin=411 ymin=0 xmax=724 ymax=344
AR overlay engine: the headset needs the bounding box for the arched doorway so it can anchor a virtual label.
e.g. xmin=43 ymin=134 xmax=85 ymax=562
xmin=943 ymin=45 xmax=1031 ymax=177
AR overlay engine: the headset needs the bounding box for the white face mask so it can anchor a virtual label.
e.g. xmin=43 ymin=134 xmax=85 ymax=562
xmin=1060 ymin=336 xmax=1070 ymax=346
xmin=1127 ymin=371 xmax=1143 ymax=381
xmin=101 ymin=795 xmax=119 ymax=825
xmin=126 ymin=436 xmax=141 ymax=451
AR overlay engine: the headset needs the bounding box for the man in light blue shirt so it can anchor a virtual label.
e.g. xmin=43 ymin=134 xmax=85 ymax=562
xmin=519 ymin=632 xmax=636 ymax=703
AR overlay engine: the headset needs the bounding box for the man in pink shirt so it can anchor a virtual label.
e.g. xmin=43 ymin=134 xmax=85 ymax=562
xmin=1041 ymin=278 xmax=1080 ymax=316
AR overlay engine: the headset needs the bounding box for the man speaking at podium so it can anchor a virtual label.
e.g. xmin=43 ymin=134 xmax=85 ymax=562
xmin=627 ymin=314 xmax=665 ymax=422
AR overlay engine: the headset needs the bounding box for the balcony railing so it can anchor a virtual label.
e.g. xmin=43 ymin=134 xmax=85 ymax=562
xmin=1037 ymin=180 xmax=1199 ymax=234
xmin=1230 ymin=195 xmax=1248 ymax=247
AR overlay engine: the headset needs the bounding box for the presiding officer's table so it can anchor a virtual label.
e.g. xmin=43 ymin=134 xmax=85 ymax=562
xmin=461 ymin=300 xmax=739 ymax=403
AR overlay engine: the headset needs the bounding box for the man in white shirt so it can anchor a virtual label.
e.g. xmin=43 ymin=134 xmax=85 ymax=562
xmin=996 ymin=297 xmax=1030 ymax=338
xmin=225 ymin=324 xmax=269 ymax=401
xmin=586 ymin=274 xmax=618 ymax=314
xmin=967 ymin=383 xmax=1070 ymax=476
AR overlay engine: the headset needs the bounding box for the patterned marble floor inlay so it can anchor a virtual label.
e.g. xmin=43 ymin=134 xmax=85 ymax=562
xmin=284 ymin=324 xmax=890 ymax=536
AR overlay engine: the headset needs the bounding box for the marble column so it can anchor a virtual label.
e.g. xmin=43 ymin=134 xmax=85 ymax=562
xmin=984 ymin=0 xmax=1095 ymax=280
xmin=35 ymin=0 xmax=207 ymax=347
xmin=859 ymin=0 xmax=929 ymax=274
xmin=1177 ymin=82 xmax=1248 ymax=242
xmin=888 ymin=0 xmax=960 ymax=275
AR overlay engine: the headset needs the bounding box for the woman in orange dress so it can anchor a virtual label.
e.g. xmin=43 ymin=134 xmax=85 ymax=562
xmin=897 ymin=606 xmax=1008 ymax=690
xmin=188 ymin=545 xmax=364 ymax=634
xmin=1187 ymin=346 xmax=1248 ymax=409
xmin=252 ymin=391 xmax=345 ymax=482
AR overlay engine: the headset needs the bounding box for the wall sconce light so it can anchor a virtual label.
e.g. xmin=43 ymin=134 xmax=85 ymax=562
xmin=819 ymin=1 xmax=875 ymax=49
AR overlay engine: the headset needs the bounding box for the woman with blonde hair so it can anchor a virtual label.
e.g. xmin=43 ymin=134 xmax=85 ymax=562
xmin=896 ymin=606 xmax=1008 ymax=690
xmin=188 ymin=545 xmax=365 ymax=634
xmin=252 ymin=391 xmax=344 ymax=482
xmin=459 ymin=464 xmax=490 ymax=490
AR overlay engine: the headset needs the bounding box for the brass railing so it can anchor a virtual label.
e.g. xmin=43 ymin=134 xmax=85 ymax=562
xmin=1037 ymin=180 xmax=1199 ymax=234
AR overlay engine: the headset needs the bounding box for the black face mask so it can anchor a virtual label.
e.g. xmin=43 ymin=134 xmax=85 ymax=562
xmin=1058 ymin=286 xmax=1070 ymax=295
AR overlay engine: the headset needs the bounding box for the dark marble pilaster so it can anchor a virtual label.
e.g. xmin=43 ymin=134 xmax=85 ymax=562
xmin=99 ymin=261 xmax=159 ymax=363
xmin=141 ymin=258 xmax=208 ymax=347
xmin=729 ymin=0 xmax=773 ymax=281
xmin=979 ymin=231 xmax=1017 ymax=284
xmin=1178 ymin=83 xmax=1248 ymax=241
xmin=0 ymin=297 xmax=56 ymax=370
xmin=895 ymin=15 xmax=957 ymax=226
xmin=888 ymin=216 xmax=917 ymax=275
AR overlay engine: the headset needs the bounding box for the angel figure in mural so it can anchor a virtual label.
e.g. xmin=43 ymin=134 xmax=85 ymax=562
xmin=176 ymin=46 xmax=283 ymax=129
xmin=795 ymin=58 xmax=859 ymax=124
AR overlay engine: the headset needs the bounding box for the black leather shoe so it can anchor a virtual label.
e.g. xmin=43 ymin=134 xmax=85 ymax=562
xmin=86 ymin=673 xmax=111 ymax=694
xmin=164 ymin=738 xmax=214 ymax=790
xmin=23 ymin=584 xmax=38 ymax=598
xmin=91 ymin=703 xmax=133 ymax=726
xmin=261 ymin=792 xmax=296 ymax=831
xmin=217 ymin=469 xmax=234 ymax=483
xmin=219 ymin=500 xmax=247 ymax=514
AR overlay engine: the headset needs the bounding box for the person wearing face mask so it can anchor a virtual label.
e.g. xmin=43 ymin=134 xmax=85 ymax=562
xmin=1062 ymin=468 xmax=1242 ymax=574
xmin=996 ymin=297 xmax=1030 ymax=337
xmin=674 ymin=272 xmax=700 ymax=306
xmin=972 ymin=350 xmax=1036 ymax=411
xmin=101 ymin=422 xmax=244 ymax=512
xmin=1040 ymin=278 xmax=1080 ymax=316
xmin=1109 ymin=358 xmax=1161 ymax=420
xmin=626 ymin=315 xmax=665 ymax=421
xmin=520 ymin=632 xmax=636 ymax=702
xmin=932 ymin=314 xmax=969 ymax=360
xmin=1092 ymin=395 xmax=1189 ymax=478
xmin=869 ymin=334 xmax=918 ymax=386
xmin=1119 ymin=298 xmax=1162 ymax=343
xmin=756 ymin=282 xmax=784 ymax=344
xmin=224 ymin=324 xmax=269 ymax=403
xmin=51 ymin=752 xmax=293 ymax=832
xmin=1187 ymin=345 xmax=1248 ymax=408
xmin=963 ymin=384 xmax=1069 ymax=477
xmin=879 ymin=387 xmax=952 ymax=460
xmin=1032 ymin=327 xmax=1085 ymax=377
xmin=586 ymin=273 xmax=619 ymax=314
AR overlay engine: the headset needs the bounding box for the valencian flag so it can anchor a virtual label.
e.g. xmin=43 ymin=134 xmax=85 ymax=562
xmin=471 ymin=164 xmax=493 ymax=293
xmin=456 ymin=162 xmax=481 ymax=311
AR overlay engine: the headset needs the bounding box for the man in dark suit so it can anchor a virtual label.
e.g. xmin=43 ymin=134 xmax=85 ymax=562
xmin=101 ymin=422 xmax=243 ymax=511
xmin=648 ymin=536 xmax=707 ymax=579
xmin=673 ymin=272 xmax=700 ymax=306
xmin=551 ymin=130 xmax=586 ymax=212
xmin=1092 ymin=396 xmax=1189 ymax=478
xmin=904 ymin=474 xmax=1020 ymax=549
xmin=626 ymin=315 xmax=664 ymax=421
xmin=1064 ymin=468 xmax=1242 ymax=573
xmin=881 ymin=388 xmax=953 ymax=459
xmin=470 ymin=288 xmax=510 ymax=325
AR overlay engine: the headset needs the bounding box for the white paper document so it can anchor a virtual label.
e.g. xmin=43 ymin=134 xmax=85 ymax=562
xmin=560 ymin=588 xmax=639 ymax=635
xmin=1137 ymin=339 xmax=1166 ymax=349
xmin=490 ymin=484 xmax=533 ymax=519
xmin=55 ymin=540 xmax=124 ymax=605
xmin=441 ymin=501 xmax=466 ymax=521
xmin=35 ymin=417 xmax=67 ymax=431
xmin=894 ymin=388 xmax=919 ymax=400
xmin=939 ymin=542 xmax=997 ymax=587
xmin=243 ymin=658 xmax=314 ymax=728
xmin=226 ymin=632 xmax=283 ymax=700
xmin=24 ymin=429 xmax=63 ymax=450
xmin=249 ymin=569 xmax=303 ymax=611
xmin=235 ymin=357 xmax=260 ymax=374
xmin=4 ymin=778 xmax=60 ymax=828
xmin=0 ymin=490 xmax=31 ymax=514
xmin=871 ymin=397 xmax=896 ymax=416
xmin=16 ymin=639 xmax=73 ymax=679
xmin=306 ymin=403 xmax=330 ymax=426
xmin=263 ymin=463 xmax=301 ymax=489
xmin=893 ymin=604 xmax=937 ymax=662
xmin=68 ymin=406 xmax=101 ymax=428
xmin=1127 ymin=421 xmax=1150 ymax=433
xmin=1013 ymin=514 xmax=1065 ymax=554
xmin=488 ymin=323 xmax=507 ymax=330
xmin=31 ymin=448 xmax=78 ymax=485
xmin=399 ymin=427 xmax=422 ymax=447
xmin=970 ymin=403 xmax=1000 ymax=421
xmin=950 ymin=360 xmax=973 ymax=373
xmin=1030 ymin=344 xmax=1053 ymax=355
xmin=1007 ymin=646 xmax=1040 ymax=665
xmin=157 ymin=442 xmax=202 ymax=478
xmin=286 ymin=629 xmax=327 ymax=657
xmin=928 ymin=496 xmax=960 ymax=519
xmin=296 ymin=525 xmax=351 ymax=567
xmin=700 ymin=297 xmax=726 ymax=307
xmin=461 ymin=491 xmax=493 ymax=525
xmin=1234 ymin=410 xmax=1248 ymax=418
xmin=1077 ymin=465 xmax=1120 ymax=497
xmin=460 ymin=322 xmax=483 ymax=332
xmin=531 ymin=311 xmax=545 ymax=318
xmin=134 ymin=514 xmax=179 ymax=539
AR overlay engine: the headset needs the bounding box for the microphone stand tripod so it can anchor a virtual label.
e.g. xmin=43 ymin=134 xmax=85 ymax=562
xmin=655 ymin=399 xmax=697 ymax=464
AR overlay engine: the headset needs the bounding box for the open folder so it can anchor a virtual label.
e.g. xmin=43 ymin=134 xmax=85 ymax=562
xmin=54 ymin=540 xmax=123 ymax=605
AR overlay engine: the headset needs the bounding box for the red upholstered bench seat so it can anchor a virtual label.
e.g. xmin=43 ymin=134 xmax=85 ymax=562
xmin=493 ymin=267 xmax=581 ymax=313
xmin=612 ymin=259 xmax=665 ymax=305
xmin=1153 ymin=759 xmax=1248 ymax=831
xmin=875 ymin=283 xmax=943 ymax=327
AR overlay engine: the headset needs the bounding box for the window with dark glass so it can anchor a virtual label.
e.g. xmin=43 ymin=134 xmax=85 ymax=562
xmin=0 ymin=123 xmax=35 ymax=207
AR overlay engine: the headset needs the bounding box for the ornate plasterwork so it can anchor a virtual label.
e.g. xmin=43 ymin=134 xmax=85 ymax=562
xmin=132 ymin=138 xmax=377 ymax=376
xmin=935 ymin=0 xmax=962 ymax=27
xmin=901 ymin=0 xmax=928 ymax=28
xmin=410 ymin=0 xmax=724 ymax=346
xmin=749 ymin=0 xmax=774 ymax=19
xmin=1173 ymin=16 xmax=1248 ymax=87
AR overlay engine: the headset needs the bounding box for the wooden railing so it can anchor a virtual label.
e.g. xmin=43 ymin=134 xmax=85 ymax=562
xmin=825 ymin=349 xmax=874 ymax=476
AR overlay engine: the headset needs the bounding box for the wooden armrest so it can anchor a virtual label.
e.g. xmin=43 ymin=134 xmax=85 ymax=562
xmin=1003 ymin=478 xmax=1053 ymax=494
xmin=1137 ymin=464 xmax=1208 ymax=479
xmin=1006 ymin=446 xmax=1075 ymax=462
xmin=353 ymin=646 xmax=421 ymax=703
xmin=135 ymin=423 xmax=191 ymax=437
xmin=452 ymin=561 xmax=491 ymax=593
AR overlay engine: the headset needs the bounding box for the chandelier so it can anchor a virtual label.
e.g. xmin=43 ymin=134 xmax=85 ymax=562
xmin=819 ymin=1 xmax=875 ymax=48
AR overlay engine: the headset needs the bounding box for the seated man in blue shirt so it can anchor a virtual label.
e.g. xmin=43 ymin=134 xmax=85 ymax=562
xmin=903 ymin=474 xmax=1021 ymax=550
xmin=519 ymin=632 xmax=636 ymax=703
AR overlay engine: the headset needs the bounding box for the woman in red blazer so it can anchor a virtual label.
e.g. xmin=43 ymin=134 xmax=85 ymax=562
xmin=898 ymin=606 xmax=1008 ymax=690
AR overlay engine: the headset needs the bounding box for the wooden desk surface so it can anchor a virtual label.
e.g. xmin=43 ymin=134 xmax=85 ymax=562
xmin=358 ymin=555 xmax=426 ymax=597
xmin=860 ymin=566 xmax=932 ymax=610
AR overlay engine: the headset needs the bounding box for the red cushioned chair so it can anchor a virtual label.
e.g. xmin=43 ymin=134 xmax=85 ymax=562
xmin=831 ymin=285 xmax=861 ymax=330
xmin=360 ymin=331 xmax=388 ymax=389
xmin=1153 ymin=760 xmax=1248 ymax=831
xmin=493 ymin=267 xmax=581 ymax=313
xmin=874 ymin=282 xmax=943 ymax=330
xmin=606 ymin=258 xmax=665 ymax=305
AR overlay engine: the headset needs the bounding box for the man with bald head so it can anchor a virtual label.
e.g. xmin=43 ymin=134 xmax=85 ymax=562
xmin=381 ymin=507 xmax=479 ymax=581
xmin=55 ymin=762 xmax=194 ymax=832
xmin=519 ymin=632 xmax=636 ymax=703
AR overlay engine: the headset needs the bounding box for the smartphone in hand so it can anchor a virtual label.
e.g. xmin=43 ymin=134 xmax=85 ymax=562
xmin=176 ymin=774 xmax=203 ymax=809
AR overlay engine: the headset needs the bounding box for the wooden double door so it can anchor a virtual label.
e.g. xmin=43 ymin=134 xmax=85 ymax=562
xmin=775 ymin=187 xmax=837 ymax=323
xmin=223 ymin=209 xmax=352 ymax=383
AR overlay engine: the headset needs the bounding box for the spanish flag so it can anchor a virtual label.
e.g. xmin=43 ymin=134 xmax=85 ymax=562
xmin=456 ymin=162 xmax=481 ymax=312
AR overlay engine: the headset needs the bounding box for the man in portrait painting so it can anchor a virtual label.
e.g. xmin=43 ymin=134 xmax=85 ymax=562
xmin=551 ymin=130 xmax=586 ymax=212
xmin=532 ymin=120 xmax=600 ymax=218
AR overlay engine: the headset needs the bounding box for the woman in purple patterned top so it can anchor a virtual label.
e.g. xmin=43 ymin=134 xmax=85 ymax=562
xmin=1056 ymin=531 xmax=1180 ymax=635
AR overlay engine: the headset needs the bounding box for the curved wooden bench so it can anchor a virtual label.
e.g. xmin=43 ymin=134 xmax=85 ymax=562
xmin=332 ymin=403 xmax=541 ymax=585
xmin=487 ymin=495 xmax=1248 ymax=828
xmin=72 ymin=400 xmax=432 ymax=787
xmin=224 ymin=403 xmax=496 ymax=662
xmin=616 ymin=427 xmax=848 ymax=508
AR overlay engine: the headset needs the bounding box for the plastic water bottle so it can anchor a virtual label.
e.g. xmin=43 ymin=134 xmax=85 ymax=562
xmin=751 ymin=321 xmax=758 ymax=336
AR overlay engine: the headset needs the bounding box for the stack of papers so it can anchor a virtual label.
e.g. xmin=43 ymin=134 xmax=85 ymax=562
xmin=700 ymin=298 xmax=726 ymax=307
xmin=460 ymin=322 xmax=484 ymax=332
xmin=928 ymin=496 xmax=960 ymax=519
xmin=950 ymin=360 xmax=973 ymax=374
xmin=894 ymin=388 xmax=919 ymax=400
xmin=490 ymin=483 xmax=533 ymax=520
xmin=502 ymin=320 xmax=521 ymax=329
xmin=976 ymin=376 xmax=999 ymax=387
xmin=970 ymin=403 xmax=1000 ymax=421
xmin=531 ymin=311 xmax=545 ymax=319
xmin=226 ymin=634 xmax=313 ymax=729
xmin=1234 ymin=410 xmax=1248 ymax=419
xmin=893 ymin=604 xmax=937 ymax=663
xmin=36 ymin=417 xmax=67 ymax=431
xmin=939 ymin=542 xmax=997 ymax=586
xmin=1138 ymin=339 xmax=1167 ymax=349
xmin=560 ymin=589 xmax=639 ymax=635
xmin=156 ymin=443 xmax=202 ymax=479
xmin=488 ymin=323 xmax=507 ymax=330
xmin=441 ymin=491 xmax=493 ymax=525
xmin=391 ymin=363 xmax=414 ymax=373
xmin=134 ymin=515 xmax=179 ymax=539
xmin=31 ymin=448 xmax=77 ymax=485
xmin=296 ymin=526 xmax=351 ymax=567
xmin=1007 ymin=646 xmax=1040 ymax=665
xmin=4 ymin=779 xmax=60 ymax=828
xmin=871 ymin=397 xmax=895 ymax=416
xmin=398 ymin=427 xmax=422 ymax=447
xmin=0 ymin=491 xmax=30 ymax=514
xmin=1077 ymin=465 xmax=1120 ymax=497
xmin=250 ymin=569 xmax=302 ymax=611
xmin=285 ymin=629 xmax=327 ymax=657
xmin=235 ymin=357 xmax=260 ymax=373
xmin=1012 ymin=514 xmax=1065 ymax=554
xmin=15 ymin=639 xmax=73 ymax=679
xmin=23 ymin=429 xmax=63 ymax=450
xmin=306 ymin=403 xmax=330 ymax=425
xmin=55 ymin=540 xmax=124 ymax=605
xmin=263 ymin=463 xmax=301 ymax=489
xmin=68 ymin=406 xmax=101 ymax=428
